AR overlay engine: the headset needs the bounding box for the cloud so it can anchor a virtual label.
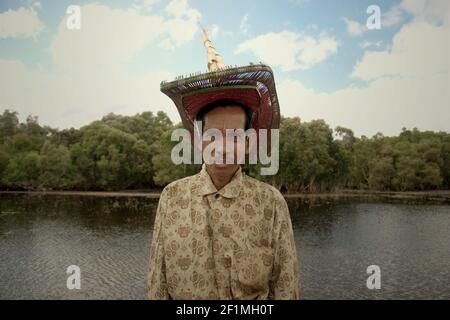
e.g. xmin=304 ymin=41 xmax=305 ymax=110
xmin=342 ymin=4 xmax=404 ymax=37
xmin=278 ymin=2 xmax=450 ymax=136
xmin=341 ymin=17 xmax=367 ymax=37
xmin=400 ymin=0 xmax=450 ymax=25
xmin=0 ymin=1 xmax=206 ymax=129
xmin=161 ymin=0 xmax=201 ymax=48
xmin=158 ymin=37 xmax=175 ymax=50
xmin=235 ymin=30 xmax=338 ymax=71
xmin=240 ymin=14 xmax=249 ymax=34
xmin=0 ymin=58 xmax=174 ymax=129
xmin=279 ymin=73 xmax=450 ymax=137
xmin=132 ymin=0 xmax=160 ymax=11
xmin=0 ymin=7 xmax=44 ymax=39
xmin=359 ymin=40 xmax=383 ymax=49
xmin=208 ymin=24 xmax=220 ymax=39
xmin=382 ymin=5 xmax=404 ymax=27
xmin=49 ymin=1 xmax=201 ymax=70
xmin=50 ymin=4 xmax=164 ymax=72
xmin=352 ymin=22 xmax=450 ymax=81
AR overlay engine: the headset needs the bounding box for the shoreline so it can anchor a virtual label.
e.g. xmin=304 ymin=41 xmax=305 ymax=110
xmin=1 ymin=189 xmax=450 ymax=203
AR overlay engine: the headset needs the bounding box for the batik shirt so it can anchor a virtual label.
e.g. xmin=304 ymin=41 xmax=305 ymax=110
xmin=147 ymin=164 xmax=300 ymax=300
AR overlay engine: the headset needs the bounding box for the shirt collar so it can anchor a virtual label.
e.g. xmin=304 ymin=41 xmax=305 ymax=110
xmin=196 ymin=163 xmax=243 ymax=199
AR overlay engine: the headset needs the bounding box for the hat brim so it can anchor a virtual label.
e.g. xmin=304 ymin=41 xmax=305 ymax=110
xmin=182 ymin=86 xmax=261 ymax=121
xmin=161 ymin=64 xmax=280 ymax=132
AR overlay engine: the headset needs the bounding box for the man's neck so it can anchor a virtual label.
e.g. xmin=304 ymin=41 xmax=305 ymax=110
xmin=205 ymin=165 xmax=240 ymax=191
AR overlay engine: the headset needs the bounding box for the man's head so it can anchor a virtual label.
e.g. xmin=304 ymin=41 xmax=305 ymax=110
xmin=196 ymin=99 xmax=253 ymax=132
xmin=195 ymin=99 xmax=254 ymax=184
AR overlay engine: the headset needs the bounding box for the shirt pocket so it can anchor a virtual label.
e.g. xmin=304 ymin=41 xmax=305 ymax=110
xmin=230 ymin=238 xmax=274 ymax=299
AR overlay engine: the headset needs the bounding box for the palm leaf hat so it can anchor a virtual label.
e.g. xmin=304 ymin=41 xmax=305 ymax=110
xmin=160 ymin=27 xmax=280 ymax=134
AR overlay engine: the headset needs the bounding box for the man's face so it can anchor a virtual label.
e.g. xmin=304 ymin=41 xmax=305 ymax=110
xmin=201 ymin=105 xmax=247 ymax=179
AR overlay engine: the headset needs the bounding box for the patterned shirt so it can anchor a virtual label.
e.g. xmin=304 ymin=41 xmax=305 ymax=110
xmin=147 ymin=164 xmax=300 ymax=300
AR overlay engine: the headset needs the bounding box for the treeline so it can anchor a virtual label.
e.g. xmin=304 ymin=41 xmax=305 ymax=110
xmin=0 ymin=109 xmax=449 ymax=192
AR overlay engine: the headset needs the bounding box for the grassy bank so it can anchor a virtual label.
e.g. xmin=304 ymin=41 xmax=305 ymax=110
xmin=1 ymin=189 xmax=450 ymax=203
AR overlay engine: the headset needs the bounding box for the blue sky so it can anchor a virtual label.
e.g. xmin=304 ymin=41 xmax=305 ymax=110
xmin=0 ymin=0 xmax=449 ymax=136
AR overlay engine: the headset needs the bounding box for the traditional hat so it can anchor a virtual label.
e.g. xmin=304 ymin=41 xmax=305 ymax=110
xmin=160 ymin=27 xmax=280 ymax=134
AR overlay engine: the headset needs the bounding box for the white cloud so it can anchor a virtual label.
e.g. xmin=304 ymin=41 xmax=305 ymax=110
xmin=343 ymin=0 xmax=450 ymax=38
xmin=352 ymin=22 xmax=450 ymax=81
xmin=162 ymin=0 xmax=201 ymax=47
xmin=382 ymin=5 xmax=404 ymax=27
xmin=0 ymin=2 xmax=206 ymax=129
xmin=158 ymin=37 xmax=175 ymax=50
xmin=49 ymin=2 xmax=200 ymax=73
xmin=235 ymin=30 xmax=338 ymax=71
xmin=278 ymin=73 xmax=450 ymax=137
xmin=279 ymin=1 xmax=450 ymax=136
xmin=23 ymin=0 xmax=42 ymax=11
xmin=0 ymin=7 xmax=44 ymax=39
xmin=0 ymin=58 xmax=174 ymax=129
xmin=341 ymin=17 xmax=367 ymax=37
xmin=400 ymin=0 xmax=450 ymax=25
xmin=342 ymin=4 xmax=404 ymax=37
xmin=240 ymin=14 xmax=249 ymax=34
xmin=359 ymin=40 xmax=383 ymax=49
xmin=50 ymin=4 xmax=164 ymax=72
xmin=142 ymin=0 xmax=160 ymax=7
xmin=132 ymin=0 xmax=160 ymax=11
xmin=165 ymin=0 xmax=200 ymax=20
xmin=208 ymin=24 xmax=220 ymax=39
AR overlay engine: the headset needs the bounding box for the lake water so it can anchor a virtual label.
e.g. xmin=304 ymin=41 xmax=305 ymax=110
xmin=0 ymin=194 xmax=449 ymax=299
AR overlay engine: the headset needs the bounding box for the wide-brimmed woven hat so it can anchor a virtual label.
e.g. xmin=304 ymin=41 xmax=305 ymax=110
xmin=160 ymin=27 xmax=280 ymax=134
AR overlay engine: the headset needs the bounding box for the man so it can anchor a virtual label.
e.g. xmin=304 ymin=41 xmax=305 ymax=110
xmin=147 ymin=28 xmax=300 ymax=300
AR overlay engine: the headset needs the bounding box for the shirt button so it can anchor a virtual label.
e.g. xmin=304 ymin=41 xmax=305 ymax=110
xmin=214 ymin=193 xmax=220 ymax=199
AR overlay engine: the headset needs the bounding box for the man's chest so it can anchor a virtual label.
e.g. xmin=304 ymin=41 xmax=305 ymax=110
xmin=161 ymin=192 xmax=277 ymax=299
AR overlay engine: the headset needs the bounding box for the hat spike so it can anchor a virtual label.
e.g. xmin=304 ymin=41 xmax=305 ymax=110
xmin=200 ymin=25 xmax=225 ymax=72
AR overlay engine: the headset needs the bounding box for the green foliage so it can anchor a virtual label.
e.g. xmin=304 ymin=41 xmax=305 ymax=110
xmin=70 ymin=123 xmax=154 ymax=190
xmin=1 ymin=151 xmax=40 ymax=189
xmin=257 ymin=118 xmax=348 ymax=192
xmin=0 ymin=110 xmax=449 ymax=192
xmin=152 ymin=124 xmax=200 ymax=186
xmin=38 ymin=141 xmax=74 ymax=189
xmin=0 ymin=110 xmax=19 ymax=143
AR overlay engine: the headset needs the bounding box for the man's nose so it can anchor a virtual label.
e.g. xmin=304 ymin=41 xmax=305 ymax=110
xmin=215 ymin=136 xmax=235 ymax=158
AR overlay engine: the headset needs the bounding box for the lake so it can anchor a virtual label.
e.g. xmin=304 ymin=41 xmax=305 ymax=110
xmin=0 ymin=194 xmax=449 ymax=299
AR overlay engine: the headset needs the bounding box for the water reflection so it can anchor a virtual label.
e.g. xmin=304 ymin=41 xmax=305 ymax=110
xmin=0 ymin=194 xmax=449 ymax=299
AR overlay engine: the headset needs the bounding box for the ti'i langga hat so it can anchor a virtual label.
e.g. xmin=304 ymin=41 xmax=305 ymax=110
xmin=160 ymin=27 xmax=281 ymax=135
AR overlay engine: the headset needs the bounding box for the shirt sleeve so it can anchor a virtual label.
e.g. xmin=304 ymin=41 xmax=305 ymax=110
xmin=269 ymin=191 xmax=301 ymax=300
xmin=147 ymin=189 xmax=170 ymax=300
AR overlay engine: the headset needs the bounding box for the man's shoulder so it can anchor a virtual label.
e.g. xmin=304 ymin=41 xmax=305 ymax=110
xmin=160 ymin=173 xmax=198 ymax=196
xmin=242 ymin=174 xmax=285 ymax=202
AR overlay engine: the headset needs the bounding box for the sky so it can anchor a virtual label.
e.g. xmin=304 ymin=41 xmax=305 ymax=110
xmin=0 ymin=0 xmax=449 ymax=137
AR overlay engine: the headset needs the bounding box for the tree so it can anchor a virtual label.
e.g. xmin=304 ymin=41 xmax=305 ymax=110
xmin=70 ymin=123 xmax=154 ymax=190
xmin=0 ymin=109 xmax=19 ymax=143
xmin=368 ymin=157 xmax=395 ymax=190
xmin=39 ymin=141 xmax=74 ymax=189
xmin=152 ymin=124 xmax=200 ymax=186
xmin=1 ymin=151 xmax=40 ymax=189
